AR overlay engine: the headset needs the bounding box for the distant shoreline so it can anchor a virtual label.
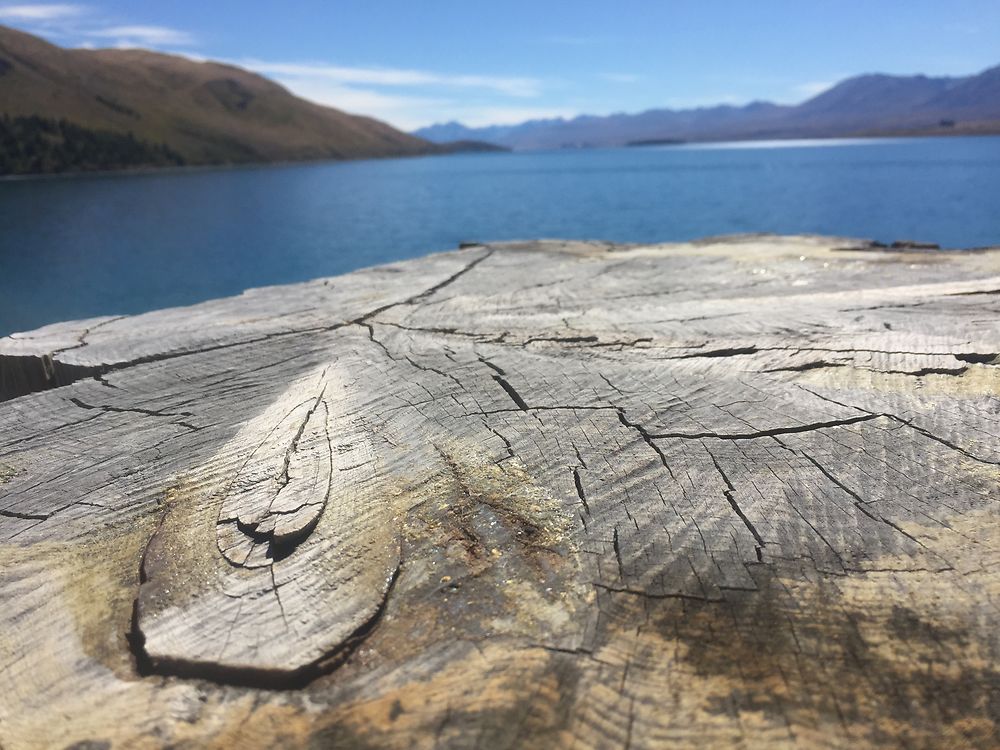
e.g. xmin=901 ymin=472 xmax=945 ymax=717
xmin=627 ymin=138 xmax=686 ymax=147
xmin=0 ymin=142 xmax=510 ymax=182
xmin=611 ymin=129 xmax=1000 ymax=152
xmin=2 ymin=131 xmax=997 ymax=182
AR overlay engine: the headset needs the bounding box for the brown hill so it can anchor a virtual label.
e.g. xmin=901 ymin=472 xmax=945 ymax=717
xmin=0 ymin=24 xmax=434 ymax=167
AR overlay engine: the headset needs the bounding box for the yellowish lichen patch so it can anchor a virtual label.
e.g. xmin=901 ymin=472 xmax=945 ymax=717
xmin=797 ymin=361 xmax=1000 ymax=397
xmin=136 ymin=480 xmax=232 ymax=617
xmin=434 ymin=442 xmax=574 ymax=551
xmin=0 ymin=509 xmax=160 ymax=681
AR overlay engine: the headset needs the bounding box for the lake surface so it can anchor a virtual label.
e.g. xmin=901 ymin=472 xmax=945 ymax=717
xmin=2 ymin=135 xmax=1000 ymax=336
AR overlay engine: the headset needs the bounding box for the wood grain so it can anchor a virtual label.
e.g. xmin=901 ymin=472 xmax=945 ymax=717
xmin=0 ymin=235 xmax=998 ymax=748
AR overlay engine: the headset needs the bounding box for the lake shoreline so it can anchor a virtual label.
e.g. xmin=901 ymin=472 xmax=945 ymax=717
xmin=2 ymin=131 xmax=997 ymax=182
xmin=0 ymin=144 xmax=511 ymax=183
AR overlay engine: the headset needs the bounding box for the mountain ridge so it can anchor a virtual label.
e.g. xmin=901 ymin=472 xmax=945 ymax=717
xmin=414 ymin=66 xmax=1000 ymax=149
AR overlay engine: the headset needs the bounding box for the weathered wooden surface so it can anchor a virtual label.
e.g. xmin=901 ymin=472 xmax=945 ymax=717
xmin=1 ymin=235 xmax=998 ymax=749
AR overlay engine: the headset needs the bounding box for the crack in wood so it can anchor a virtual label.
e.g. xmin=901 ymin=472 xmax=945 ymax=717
xmin=652 ymin=413 xmax=881 ymax=440
xmin=215 ymin=381 xmax=332 ymax=567
xmin=708 ymin=452 xmax=766 ymax=556
xmin=4 ymin=238 xmax=999 ymax=747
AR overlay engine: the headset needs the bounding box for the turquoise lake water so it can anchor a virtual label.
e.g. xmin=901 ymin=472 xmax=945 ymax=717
xmin=2 ymin=135 xmax=999 ymax=336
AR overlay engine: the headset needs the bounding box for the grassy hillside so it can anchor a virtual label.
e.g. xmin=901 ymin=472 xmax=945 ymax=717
xmin=0 ymin=25 xmax=435 ymax=171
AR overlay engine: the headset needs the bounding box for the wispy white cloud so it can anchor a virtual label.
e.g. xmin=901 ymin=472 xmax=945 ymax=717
xmin=268 ymin=76 xmax=448 ymax=131
xmin=237 ymin=58 xmax=553 ymax=129
xmin=0 ymin=3 xmax=84 ymax=21
xmin=85 ymin=24 xmax=195 ymax=46
xmin=263 ymin=71 xmax=567 ymax=131
xmin=241 ymin=60 xmax=541 ymax=98
xmin=0 ymin=5 xmax=196 ymax=49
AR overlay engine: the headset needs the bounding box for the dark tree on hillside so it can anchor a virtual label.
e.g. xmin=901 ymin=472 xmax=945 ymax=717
xmin=0 ymin=115 xmax=185 ymax=175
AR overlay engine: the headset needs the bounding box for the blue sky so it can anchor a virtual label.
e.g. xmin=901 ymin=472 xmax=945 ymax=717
xmin=3 ymin=1 xmax=1000 ymax=130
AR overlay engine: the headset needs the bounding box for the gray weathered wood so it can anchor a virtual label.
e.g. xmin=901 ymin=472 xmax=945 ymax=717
xmin=0 ymin=235 xmax=998 ymax=748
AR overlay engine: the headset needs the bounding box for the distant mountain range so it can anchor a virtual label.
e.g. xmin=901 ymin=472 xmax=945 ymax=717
xmin=414 ymin=66 xmax=1000 ymax=150
xmin=0 ymin=25 xmax=502 ymax=175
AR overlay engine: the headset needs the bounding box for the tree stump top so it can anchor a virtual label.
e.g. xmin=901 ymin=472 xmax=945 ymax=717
xmin=1 ymin=235 xmax=998 ymax=748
